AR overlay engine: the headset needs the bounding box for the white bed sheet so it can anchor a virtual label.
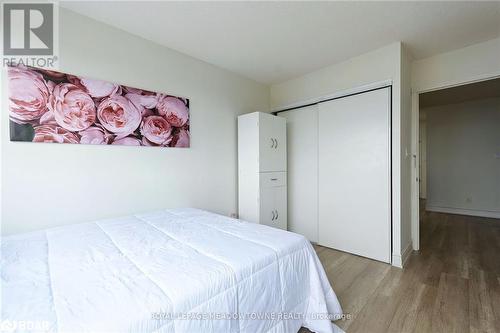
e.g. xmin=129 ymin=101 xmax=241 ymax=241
xmin=1 ymin=208 xmax=343 ymax=333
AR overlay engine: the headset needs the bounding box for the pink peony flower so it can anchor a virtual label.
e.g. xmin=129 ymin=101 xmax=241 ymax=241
xmin=140 ymin=136 xmax=170 ymax=146
xmin=140 ymin=115 xmax=172 ymax=145
xmin=46 ymin=80 xmax=56 ymax=92
xmin=33 ymin=124 xmax=80 ymax=144
xmin=68 ymin=75 xmax=121 ymax=98
xmin=79 ymin=125 xmax=112 ymax=145
xmin=156 ymin=95 xmax=189 ymax=127
xmin=122 ymin=86 xmax=156 ymax=96
xmin=48 ymin=83 xmax=96 ymax=132
xmin=141 ymin=108 xmax=155 ymax=118
xmin=112 ymin=136 xmax=142 ymax=146
xmin=171 ymin=129 xmax=190 ymax=147
xmin=35 ymin=68 xmax=66 ymax=81
xmin=97 ymin=95 xmax=142 ymax=137
xmin=126 ymin=92 xmax=158 ymax=110
xmin=39 ymin=110 xmax=56 ymax=125
xmin=8 ymin=66 xmax=50 ymax=124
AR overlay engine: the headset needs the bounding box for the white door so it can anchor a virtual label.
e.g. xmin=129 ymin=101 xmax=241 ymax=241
xmin=318 ymin=88 xmax=391 ymax=263
xmin=280 ymin=105 xmax=319 ymax=242
xmin=259 ymin=114 xmax=287 ymax=172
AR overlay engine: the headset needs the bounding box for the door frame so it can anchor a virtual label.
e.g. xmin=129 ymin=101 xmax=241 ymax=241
xmin=410 ymin=74 xmax=500 ymax=251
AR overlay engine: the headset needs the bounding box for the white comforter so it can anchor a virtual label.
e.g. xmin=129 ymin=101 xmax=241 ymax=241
xmin=1 ymin=208 xmax=343 ymax=333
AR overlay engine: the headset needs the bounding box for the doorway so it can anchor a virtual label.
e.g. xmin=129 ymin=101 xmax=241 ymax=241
xmin=411 ymin=76 xmax=500 ymax=251
xmin=413 ymin=77 xmax=500 ymax=251
xmin=412 ymin=79 xmax=500 ymax=331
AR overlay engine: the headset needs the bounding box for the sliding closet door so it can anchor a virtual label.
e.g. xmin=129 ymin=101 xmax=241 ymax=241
xmin=280 ymin=105 xmax=318 ymax=242
xmin=318 ymin=88 xmax=391 ymax=263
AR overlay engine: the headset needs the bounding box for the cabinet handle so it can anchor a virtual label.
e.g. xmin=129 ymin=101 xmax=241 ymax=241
xmin=275 ymin=139 xmax=278 ymax=149
xmin=271 ymin=210 xmax=276 ymax=220
xmin=270 ymin=178 xmax=278 ymax=181
xmin=275 ymin=210 xmax=279 ymax=220
xmin=270 ymin=138 xmax=275 ymax=148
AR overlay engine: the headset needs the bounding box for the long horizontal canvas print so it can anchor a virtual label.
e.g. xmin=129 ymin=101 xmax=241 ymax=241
xmin=8 ymin=65 xmax=190 ymax=147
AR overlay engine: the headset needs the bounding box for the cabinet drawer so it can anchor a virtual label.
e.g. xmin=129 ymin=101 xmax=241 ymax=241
xmin=260 ymin=172 xmax=286 ymax=188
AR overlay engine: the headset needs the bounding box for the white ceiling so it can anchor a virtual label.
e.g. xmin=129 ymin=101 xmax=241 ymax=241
xmin=60 ymin=1 xmax=500 ymax=84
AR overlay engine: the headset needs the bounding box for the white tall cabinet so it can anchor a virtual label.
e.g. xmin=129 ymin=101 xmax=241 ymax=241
xmin=280 ymin=87 xmax=391 ymax=263
xmin=238 ymin=112 xmax=287 ymax=230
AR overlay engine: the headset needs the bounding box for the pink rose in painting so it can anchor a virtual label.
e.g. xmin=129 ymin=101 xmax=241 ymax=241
xmin=39 ymin=110 xmax=56 ymax=125
xmin=140 ymin=115 xmax=172 ymax=145
xmin=97 ymin=95 xmax=142 ymax=137
xmin=141 ymin=137 xmax=155 ymax=146
xmin=156 ymin=95 xmax=189 ymax=127
xmin=36 ymin=68 xmax=66 ymax=81
xmin=171 ymin=129 xmax=190 ymax=147
xmin=112 ymin=136 xmax=142 ymax=146
xmin=126 ymin=93 xmax=158 ymax=110
xmin=48 ymin=83 xmax=96 ymax=131
xmin=33 ymin=125 xmax=80 ymax=144
xmin=123 ymin=86 xmax=156 ymax=96
xmin=68 ymin=75 xmax=121 ymax=98
xmin=123 ymin=86 xmax=156 ymax=95
xmin=141 ymin=108 xmax=155 ymax=118
xmin=8 ymin=66 xmax=50 ymax=124
xmin=79 ymin=125 xmax=112 ymax=145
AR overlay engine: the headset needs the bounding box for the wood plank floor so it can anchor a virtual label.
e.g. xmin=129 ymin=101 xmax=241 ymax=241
xmin=303 ymin=210 xmax=500 ymax=333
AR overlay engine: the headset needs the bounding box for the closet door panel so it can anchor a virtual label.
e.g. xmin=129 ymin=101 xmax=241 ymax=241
xmin=280 ymin=105 xmax=318 ymax=242
xmin=318 ymin=88 xmax=391 ymax=263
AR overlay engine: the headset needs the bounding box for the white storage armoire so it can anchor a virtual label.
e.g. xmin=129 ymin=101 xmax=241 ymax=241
xmin=238 ymin=112 xmax=287 ymax=230
xmin=280 ymin=87 xmax=392 ymax=263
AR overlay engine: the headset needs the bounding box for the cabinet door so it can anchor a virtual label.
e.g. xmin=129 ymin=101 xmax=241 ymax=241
xmin=259 ymin=187 xmax=275 ymax=226
xmin=259 ymin=114 xmax=287 ymax=172
xmin=273 ymin=186 xmax=287 ymax=230
xmin=259 ymin=186 xmax=287 ymax=230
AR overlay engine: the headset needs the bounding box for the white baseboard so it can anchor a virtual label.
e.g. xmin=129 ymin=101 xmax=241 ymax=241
xmin=402 ymin=243 xmax=413 ymax=267
xmin=392 ymin=243 xmax=413 ymax=269
xmin=392 ymin=254 xmax=402 ymax=268
xmin=426 ymin=205 xmax=500 ymax=219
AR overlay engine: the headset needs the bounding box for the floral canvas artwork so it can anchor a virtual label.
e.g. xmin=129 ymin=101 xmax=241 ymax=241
xmin=8 ymin=65 xmax=190 ymax=147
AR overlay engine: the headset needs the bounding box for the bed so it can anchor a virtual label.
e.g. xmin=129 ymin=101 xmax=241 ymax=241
xmin=1 ymin=208 xmax=343 ymax=333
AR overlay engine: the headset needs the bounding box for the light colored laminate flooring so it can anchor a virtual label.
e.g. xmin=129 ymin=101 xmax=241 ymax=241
xmin=301 ymin=210 xmax=500 ymax=333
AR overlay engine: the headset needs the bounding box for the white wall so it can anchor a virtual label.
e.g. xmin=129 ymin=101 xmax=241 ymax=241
xmin=412 ymin=37 xmax=500 ymax=92
xmin=270 ymin=42 xmax=413 ymax=266
xmin=400 ymin=44 xmax=413 ymax=260
xmin=424 ymin=98 xmax=500 ymax=218
xmin=1 ymin=8 xmax=269 ymax=235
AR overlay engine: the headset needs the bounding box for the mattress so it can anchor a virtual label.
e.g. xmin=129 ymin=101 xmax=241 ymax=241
xmin=1 ymin=208 xmax=343 ymax=333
